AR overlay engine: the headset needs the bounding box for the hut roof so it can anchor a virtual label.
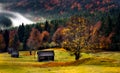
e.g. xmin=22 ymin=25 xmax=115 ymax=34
xmin=37 ymin=50 xmax=54 ymax=56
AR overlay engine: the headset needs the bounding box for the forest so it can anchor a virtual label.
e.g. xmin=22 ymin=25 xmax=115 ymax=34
xmin=0 ymin=8 xmax=120 ymax=59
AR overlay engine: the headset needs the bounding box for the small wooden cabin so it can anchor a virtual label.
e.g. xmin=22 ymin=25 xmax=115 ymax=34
xmin=11 ymin=51 xmax=19 ymax=58
xmin=37 ymin=50 xmax=55 ymax=62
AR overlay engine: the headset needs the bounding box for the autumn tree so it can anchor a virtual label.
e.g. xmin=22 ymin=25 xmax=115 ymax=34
xmin=62 ymin=16 xmax=89 ymax=60
xmin=99 ymin=32 xmax=115 ymax=50
xmin=40 ymin=31 xmax=50 ymax=48
xmin=41 ymin=31 xmax=49 ymax=42
xmin=27 ymin=28 xmax=42 ymax=55
xmin=8 ymin=30 xmax=20 ymax=51
xmin=9 ymin=30 xmax=17 ymax=48
xmin=52 ymin=27 xmax=65 ymax=47
xmin=99 ymin=15 xmax=116 ymax=50
xmin=0 ymin=33 xmax=6 ymax=52
xmin=88 ymin=21 xmax=102 ymax=50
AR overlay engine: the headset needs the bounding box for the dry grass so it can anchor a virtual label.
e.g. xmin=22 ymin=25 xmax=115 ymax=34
xmin=0 ymin=48 xmax=120 ymax=73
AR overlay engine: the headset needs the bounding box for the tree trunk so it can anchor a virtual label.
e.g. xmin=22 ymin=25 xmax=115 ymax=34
xmin=34 ymin=49 xmax=36 ymax=58
xmin=30 ymin=49 xmax=32 ymax=55
xmin=75 ymin=52 xmax=80 ymax=60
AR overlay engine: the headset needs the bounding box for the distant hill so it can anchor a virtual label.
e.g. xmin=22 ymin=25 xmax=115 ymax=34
xmin=0 ymin=0 xmax=120 ymax=27
xmin=5 ymin=0 xmax=119 ymax=18
xmin=0 ymin=0 xmax=19 ymax=3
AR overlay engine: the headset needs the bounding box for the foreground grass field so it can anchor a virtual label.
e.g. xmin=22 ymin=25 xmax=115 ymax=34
xmin=0 ymin=48 xmax=120 ymax=73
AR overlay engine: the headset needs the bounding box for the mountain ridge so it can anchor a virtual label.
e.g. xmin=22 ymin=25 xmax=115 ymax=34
xmin=0 ymin=0 xmax=120 ymax=27
xmin=5 ymin=0 xmax=119 ymax=17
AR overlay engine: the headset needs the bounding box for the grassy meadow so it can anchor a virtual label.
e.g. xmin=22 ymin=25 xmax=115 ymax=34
xmin=0 ymin=48 xmax=120 ymax=73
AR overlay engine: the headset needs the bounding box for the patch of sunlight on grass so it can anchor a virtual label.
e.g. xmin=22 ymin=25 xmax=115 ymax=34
xmin=93 ymin=52 xmax=120 ymax=60
xmin=57 ymin=65 xmax=120 ymax=73
xmin=81 ymin=53 xmax=94 ymax=58
xmin=54 ymin=49 xmax=74 ymax=62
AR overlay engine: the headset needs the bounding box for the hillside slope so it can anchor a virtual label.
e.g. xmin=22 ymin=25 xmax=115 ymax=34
xmin=5 ymin=0 xmax=119 ymax=18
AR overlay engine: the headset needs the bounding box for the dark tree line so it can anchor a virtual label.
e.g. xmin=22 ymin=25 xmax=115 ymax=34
xmin=0 ymin=10 xmax=120 ymax=53
xmin=100 ymin=12 xmax=120 ymax=50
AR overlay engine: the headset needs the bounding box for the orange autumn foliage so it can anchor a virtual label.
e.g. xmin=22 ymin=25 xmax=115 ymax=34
xmin=90 ymin=21 xmax=102 ymax=36
xmin=100 ymin=32 xmax=115 ymax=49
xmin=9 ymin=30 xmax=17 ymax=48
xmin=0 ymin=33 xmax=6 ymax=51
xmin=52 ymin=27 xmax=65 ymax=45
xmin=27 ymin=28 xmax=41 ymax=50
xmin=27 ymin=28 xmax=50 ymax=50
xmin=89 ymin=21 xmax=115 ymax=49
xmin=41 ymin=31 xmax=49 ymax=42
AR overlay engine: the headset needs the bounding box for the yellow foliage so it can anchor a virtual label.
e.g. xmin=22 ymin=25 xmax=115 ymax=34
xmin=62 ymin=16 xmax=89 ymax=55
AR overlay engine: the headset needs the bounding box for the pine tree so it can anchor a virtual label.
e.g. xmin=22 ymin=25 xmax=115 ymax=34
xmin=100 ymin=15 xmax=113 ymax=36
xmin=44 ymin=20 xmax=50 ymax=32
xmin=23 ymin=25 xmax=32 ymax=50
xmin=3 ymin=29 xmax=9 ymax=51
xmin=13 ymin=34 xmax=19 ymax=51
xmin=18 ymin=23 xmax=25 ymax=42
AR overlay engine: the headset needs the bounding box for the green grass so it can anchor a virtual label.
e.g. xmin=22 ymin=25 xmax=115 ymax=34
xmin=0 ymin=64 xmax=120 ymax=73
xmin=0 ymin=48 xmax=120 ymax=73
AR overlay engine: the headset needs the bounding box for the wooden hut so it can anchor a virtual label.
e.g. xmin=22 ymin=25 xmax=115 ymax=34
xmin=37 ymin=50 xmax=55 ymax=62
xmin=11 ymin=51 xmax=19 ymax=58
